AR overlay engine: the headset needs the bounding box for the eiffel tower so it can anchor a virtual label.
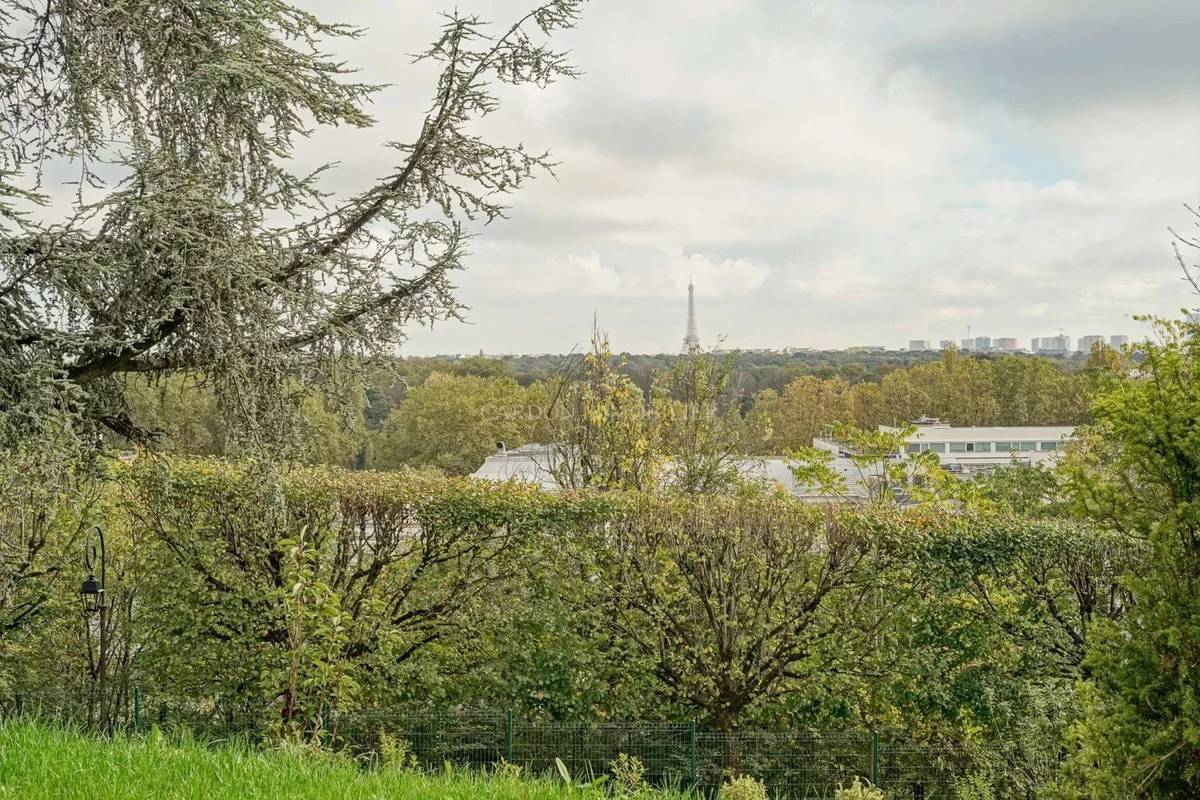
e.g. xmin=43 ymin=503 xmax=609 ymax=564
xmin=681 ymin=278 xmax=701 ymax=352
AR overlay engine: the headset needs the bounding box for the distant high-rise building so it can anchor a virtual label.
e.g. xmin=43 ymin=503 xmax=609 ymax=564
xmin=1033 ymin=334 xmax=1070 ymax=355
xmin=1077 ymin=335 xmax=1105 ymax=353
xmin=682 ymin=279 xmax=700 ymax=352
xmin=973 ymin=336 xmax=992 ymax=352
xmin=960 ymin=338 xmax=974 ymax=351
xmin=939 ymin=339 xmax=955 ymax=350
xmin=908 ymin=339 xmax=932 ymax=351
xmin=1109 ymin=335 xmax=1129 ymax=349
xmin=995 ymin=337 xmax=1018 ymax=352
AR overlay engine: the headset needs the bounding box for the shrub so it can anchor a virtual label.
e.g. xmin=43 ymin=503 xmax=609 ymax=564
xmin=834 ymin=777 xmax=884 ymax=800
xmin=953 ymin=773 xmax=995 ymax=800
xmin=721 ymin=775 xmax=768 ymax=800
xmin=377 ymin=730 xmax=418 ymax=772
xmin=610 ymin=753 xmax=648 ymax=795
xmin=493 ymin=759 xmax=524 ymax=780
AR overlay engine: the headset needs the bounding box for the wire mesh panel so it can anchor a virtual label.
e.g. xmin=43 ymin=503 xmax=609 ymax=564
xmin=0 ymin=688 xmax=93 ymax=727
xmin=0 ymin=686 xmax=249 ymax=736
xmin=877 ymin=736 xmax=966 ymax=800
xmin=697 ymin=730 xmax=872 ymax=799
xmin=334 ymin=710 xmax=506 ymax=769
xmin=2 ymin=693 xmax=974 ymax=795
xmin=512 ymin=721 xmax=693 ymax=788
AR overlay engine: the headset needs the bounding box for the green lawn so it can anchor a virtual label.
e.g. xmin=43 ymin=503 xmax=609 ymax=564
xmin=0 ymin=721 xmax=682 ymax=800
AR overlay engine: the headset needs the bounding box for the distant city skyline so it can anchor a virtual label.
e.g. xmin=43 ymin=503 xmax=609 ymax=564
xmin=413 ymin=283 xmax=1141 ymax=356
xmin=417 ymin=280 xmax=1141 ymax=356
xmin=403 ymin=283 xmax=1142 ymax=355
xmin=908 ymin=332 xmax=1129 ymax=354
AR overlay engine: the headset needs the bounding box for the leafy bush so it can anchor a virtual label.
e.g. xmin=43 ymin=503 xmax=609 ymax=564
xmin=610 ymin=753 xmax=648 ymax=795
xmin=720 ymin=775 xmax=768 ymax=800
xmin=494 ymin=759 xmax=525 ymax=780
xmin=953 ymin=772 xmax=995 ymax=800
xmin=834 ymin=777 xmax=883 ymax=800
xmin=377 ymin=729 xmax=418 ymax=772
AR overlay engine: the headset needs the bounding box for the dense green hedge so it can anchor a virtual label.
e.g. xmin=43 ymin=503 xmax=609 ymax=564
xmin=0 ymin=457 xmax=1140 ymax=796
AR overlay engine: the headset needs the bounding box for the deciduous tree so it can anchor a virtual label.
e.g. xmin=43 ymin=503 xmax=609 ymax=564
xmin=1063 ymin=318 xmax=1200 ymax=796
xmin=546 ymin=328 xmax=660 ymax=491
xmin=652 ymin=350 xmax=766 ymax=494
xmin=372 ymin=372 xmax=547 ymax=475
xmin=750 ymin=376 xmax=851 ymax=454
xmin=599 ymin=489 xmax=885 ymax=730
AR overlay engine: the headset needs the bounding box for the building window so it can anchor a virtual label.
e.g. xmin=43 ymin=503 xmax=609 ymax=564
xmin=973 ymin=442 xmax=993 ymax=452
xmin=928 ymin=443 xmax=946 ymax=453
xmin=1039 ymin=441 xmax=1060 ymax=451
xmin=906 ymin=443 xmax=921 ymax=454
xmin=1020 ymin=441 xmax=1037 ymax=451
xmin=949 ymin=442 xmax=967 ymax=453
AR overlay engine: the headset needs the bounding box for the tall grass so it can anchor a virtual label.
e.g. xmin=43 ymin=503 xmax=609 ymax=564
xmin=0 ymin=720 xmax=685 ymax=800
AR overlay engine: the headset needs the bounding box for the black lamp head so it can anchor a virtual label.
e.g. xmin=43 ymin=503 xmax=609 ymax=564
xmin=80 ymin=574 xmax=103 ymax=613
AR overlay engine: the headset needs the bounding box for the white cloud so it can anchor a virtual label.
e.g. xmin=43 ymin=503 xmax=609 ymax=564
xmin=798 ymin=255 xmax=887 ymax=302
xmin=472 ymin=248 xmax=771 ymax=299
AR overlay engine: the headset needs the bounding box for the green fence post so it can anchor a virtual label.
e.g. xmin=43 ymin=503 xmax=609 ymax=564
xmin=871 ymin=730 xmax=881 ymax=788
xmin=689 ymin=719 xmax=698 ymax=791
xmin=133 ymin=688 xmax=141 ymax=733
xmin=505 ymin=709 xmax=514 ymax=763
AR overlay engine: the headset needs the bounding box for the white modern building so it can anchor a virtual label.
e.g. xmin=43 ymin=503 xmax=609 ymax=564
xmin=908 ymin=340 xmax=932 ymax=351
xmin=813 ymin=418 xmax=1073 ymax=476
xmin=1032 ymin=335 xmax=1071 ymax=355
xmin=1077 ymin=335 xmax=1105 ymax=353
xmin=994 ymin=337 xmax=1019 ymax=352
xmin=1109 ymin=335 xmax=1129 ymax=348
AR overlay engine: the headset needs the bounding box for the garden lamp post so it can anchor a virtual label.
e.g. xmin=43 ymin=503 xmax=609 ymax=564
xmin=80 ymin=525 xmax=108 ymax=727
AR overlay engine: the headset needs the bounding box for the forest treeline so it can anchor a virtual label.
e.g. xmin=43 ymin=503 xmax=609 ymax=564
xmin=122 ymin=347 xmax=1109 ymax=477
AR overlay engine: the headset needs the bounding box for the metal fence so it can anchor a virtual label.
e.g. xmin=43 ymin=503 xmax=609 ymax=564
xmin=315 ymin=710 xmax=965 ymax=798
xmin=1 ymin=691 xmax=968 ymax=799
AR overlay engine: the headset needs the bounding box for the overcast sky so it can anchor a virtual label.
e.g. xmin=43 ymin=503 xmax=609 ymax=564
xmin=297 ymin=0 xmax=1200 ymax=355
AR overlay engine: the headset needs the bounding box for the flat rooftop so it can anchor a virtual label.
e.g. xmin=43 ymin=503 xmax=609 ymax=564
xmin=470 ymin=446 xmax=874 ymax=499
xmin=878 ymin=424 xmax=1075 ymax=442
